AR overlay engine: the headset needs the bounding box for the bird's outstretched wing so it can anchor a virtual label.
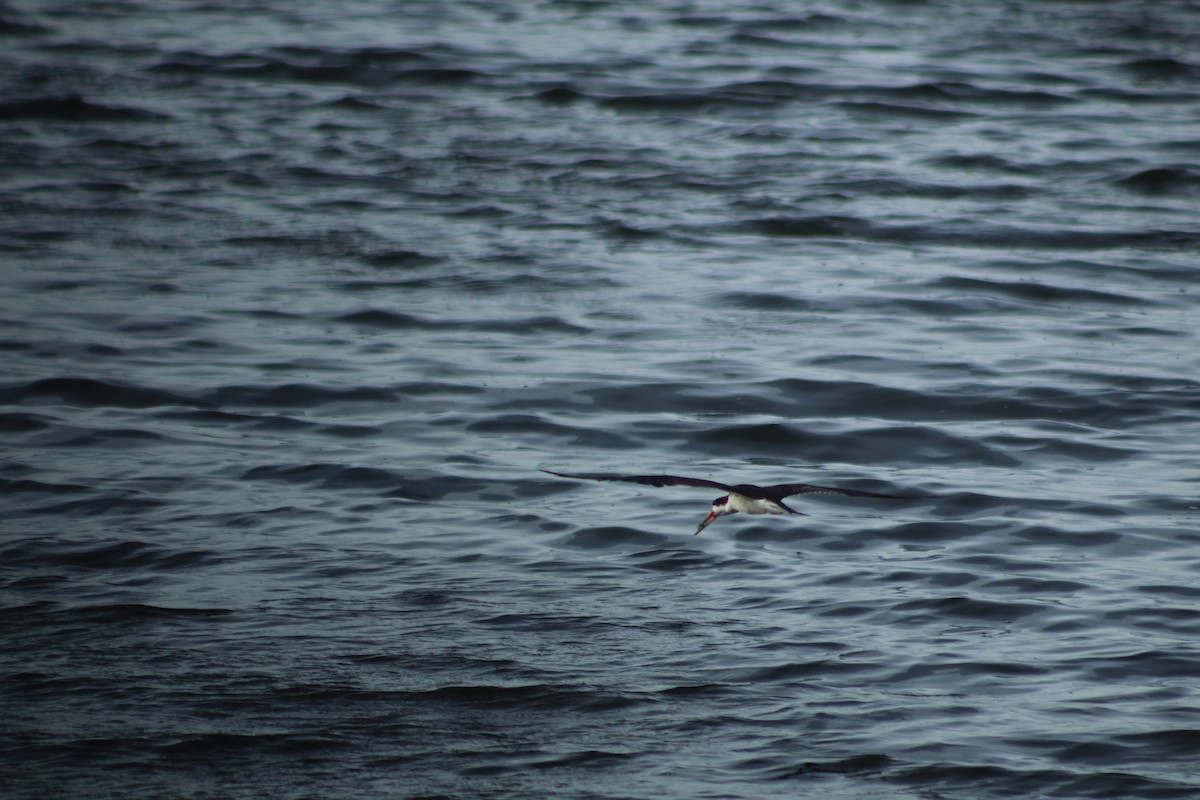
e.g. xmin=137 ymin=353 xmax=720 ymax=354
xmin=766 ymin=483 xmax=931 ymax=500
xmin=542 ymin=470 xmax=735 ymax=492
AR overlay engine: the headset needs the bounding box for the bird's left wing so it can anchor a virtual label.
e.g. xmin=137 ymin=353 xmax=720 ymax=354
xmin=542 ymin=470 xmax=734 ymax=492
xmin=768 ymin=483 xmax=931 ymax=500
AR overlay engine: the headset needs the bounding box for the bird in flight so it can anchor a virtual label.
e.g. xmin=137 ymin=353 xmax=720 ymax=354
xmin=542 ymin=470 xmax=930 ymax=534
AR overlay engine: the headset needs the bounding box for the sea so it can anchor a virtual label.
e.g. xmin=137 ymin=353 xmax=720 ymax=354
xmin=2 ymin=1 xmax=1199 ymax=798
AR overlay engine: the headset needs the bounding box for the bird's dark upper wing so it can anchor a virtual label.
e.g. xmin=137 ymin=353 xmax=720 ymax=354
xmin=542 ymin=470 xmax=735 ymax=492
xmin=766 ymin=482 xmax=930 ymax=500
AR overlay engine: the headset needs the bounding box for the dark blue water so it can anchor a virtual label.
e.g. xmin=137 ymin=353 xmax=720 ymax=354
xmin=3 ymin=1 xmax=1200 ymax=798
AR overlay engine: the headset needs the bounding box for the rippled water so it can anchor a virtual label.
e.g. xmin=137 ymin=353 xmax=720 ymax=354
xmin=3 ymin=1 xmax=1200 ymax=798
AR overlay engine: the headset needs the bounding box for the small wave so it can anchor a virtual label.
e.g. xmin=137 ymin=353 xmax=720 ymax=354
xmin=0 ymin=94 xmax=166 ymax=122
xmin=1113 ymin=167 xmax=1200 ymax=196
xmin=531 ymin=86 xmax=592 ymax=106
xmin=158 ymin=732 xmax=347 ymax=758
xmin=51 ymin=427 xmax=165 ymax=448
xmin=332 ymin=272 xmax=596 ymax=294
xmin=1086 ymin=649 xmax=1200 ymax=680
xmin=558 ymin=374 xmax=1182 ymax=431
xmin=241 ymin=463 xmax=400 ymax=489
xmin=985 ymin=435 xmax=1137 ymax=463
xmin=927 ymin=275 xmax=1157 ymax=308
xmin=1101 ymin=606 xmax=1200 ymax=637
xmin=0 ymin=13 xmax=48 ymax=35
xmin=2 ymin=539 xmax=215 ymax=570
xmin=624 ymin=548 xmax=721 ymax=571
xmin=271 ymin=44 xmax=439 ymax=66
xmin=716 ymin=291 xmax=812 ymax=312
xmin=0 ymin=477 xmax=90 ymax=494
xmin=683 ymin=422 xmax=1020 ymax=468
xmin=358 ymin=249 xmax=441 ymax=268
xmin=25 ymin=494 xmax=168 ymax=517
xmin=204 ymin=382 xmax=398 ymax=408
xmin=599 ymin=91 xmax=780 ymax=112
xmin=981 ymin=576 xmax=1089 ymax=594
xmin=331 ymin=308 xmax=426 ymax=329
xmin=1119 ymin=57 xmax=1200 ymax=81
xmin=732 ymin=213 xmax=1200 ymax=250
xmin=62 ymin=603 xmax=234 ymax=622
xmin=837 ymin=100 xmax=980 ymax=120
xmin=863 ymin=80 xmax=1073 ymax=109
xmin=0 ymin=377 xmax=201 ymax=409
xmin=554 ymin=526 xmax=669 ymax=549
xmin=894 ymin=761 xmax=1200 ymax=799
xmin=239 ymin=463 xmax=495 ymax=502
xmin=468 ymin=414 xmax=638 ymax=450
xmin=924 ymin=153 xmax=1030 ymax=174
xmin=150 ymin=46 xmax=478 ymax=89
xmin=414 ymin=683 xmax=638 ymax=713
xmin=813 ymin=176 xmax=1031 ymax=201
xmin=0 ymin=412 xmax=53 ymax=433
xmin=889 ymin=595 xmax=1048 ymax=624
xmin=773 ymin=753 xmax=894 ymax=780
xmin=331 ymin=308 xmax=591 ymax=335
xmin=1008 ymin=525 xmax=1123 ymax=548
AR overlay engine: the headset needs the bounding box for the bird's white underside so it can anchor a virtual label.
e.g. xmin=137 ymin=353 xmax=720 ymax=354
xmin=725 ymin=494 xmax=791 ymax=515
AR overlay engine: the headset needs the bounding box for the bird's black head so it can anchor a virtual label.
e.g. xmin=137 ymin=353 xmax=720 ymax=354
xmin=695 ymin=495 xmax=733 ymax=535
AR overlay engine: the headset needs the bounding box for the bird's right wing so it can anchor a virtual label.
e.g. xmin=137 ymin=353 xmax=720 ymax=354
xmin=542 ymin=470 xmax=735 ymax=492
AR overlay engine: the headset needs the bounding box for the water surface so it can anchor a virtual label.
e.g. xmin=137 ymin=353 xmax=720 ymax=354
xmin=3 ymin=1 xmax=1200 ymax=798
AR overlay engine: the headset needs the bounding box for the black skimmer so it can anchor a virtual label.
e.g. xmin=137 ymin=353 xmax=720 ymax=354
xmin=542 ymin=470 xmax=929 ymax=534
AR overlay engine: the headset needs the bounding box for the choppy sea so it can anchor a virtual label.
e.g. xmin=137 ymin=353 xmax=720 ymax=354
xmin=3 ymin=1 xmax=1200 ymax=798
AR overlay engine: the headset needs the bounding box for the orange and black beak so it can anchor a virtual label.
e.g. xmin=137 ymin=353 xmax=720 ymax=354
xmin=694 ymin=510 xmax=717 ymax=535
